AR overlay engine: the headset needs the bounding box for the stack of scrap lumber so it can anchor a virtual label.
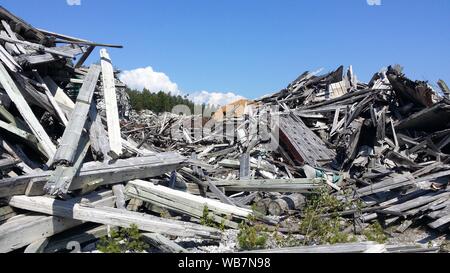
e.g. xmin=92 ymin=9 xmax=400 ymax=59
xmin=0 ymin=5 xmax=449 ymax=253
xmin=124 ymin=65 xmax=450 ymax=251
xmin=0 ymin=6 xmax=221 ymax=253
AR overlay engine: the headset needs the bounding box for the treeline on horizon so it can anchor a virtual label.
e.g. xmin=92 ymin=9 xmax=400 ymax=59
xmin=126 ymin=88 xmax=218 ymax=114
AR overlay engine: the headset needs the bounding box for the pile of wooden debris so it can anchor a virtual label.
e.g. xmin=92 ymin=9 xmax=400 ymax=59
xmin=0 ymin=5 xmax=449 ymax=253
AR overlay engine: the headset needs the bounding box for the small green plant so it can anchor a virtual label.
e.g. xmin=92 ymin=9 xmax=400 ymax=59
xmin=237 ymin=222 xmax=268 ymax=250
xmin=219 ymin=219 xmax=226 ymax=232
xmin=97 ymin=224 xmax=149 ymax=253
xmin=363 ymin=222 xmax=388 ymax=244
xmin=200 ymin=205 xmax=217 ymax=227
xmin=200 ymin=205 xmax=228 ymax=231
xmin=299 ymin=188 xmax=356 ymax=245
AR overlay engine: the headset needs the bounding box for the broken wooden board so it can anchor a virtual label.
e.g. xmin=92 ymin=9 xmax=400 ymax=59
xmin=125 ymin=180 xmax=253 ymax=224
xmin=277 ymin=113 xmax=335 ymax=166
xmin=211 ymin=178 xmax=324 ymax=193
xmin=0 ymin=62 xmax=56 ymax=158
xmin=0 ymin=152 xmax=187 ymax=198
xmin=51 ymin=64 xmax=101 ymax=166
xmin=100 ymin=49 xmax=122 ymax=155
xmin=8 ymin=195 xmax=221 ymax=240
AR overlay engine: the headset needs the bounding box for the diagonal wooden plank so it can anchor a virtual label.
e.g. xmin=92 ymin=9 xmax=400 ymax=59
xmin=0 ymin=62 xmax=56 ymax=158
xmin=100 ymin=49 xmax=122 ymax=155
xmin=52 ymin=64 xmax=101 ymax=166
xmin=1 ymin=20 xmax=27 ymax=54
xmin=32 ymin=71 xmax=68 ymax=126
xmin=0 ymin=44 xmax=21 ymax=72
xmin=8 ymin=195 xmax=221 ymax=240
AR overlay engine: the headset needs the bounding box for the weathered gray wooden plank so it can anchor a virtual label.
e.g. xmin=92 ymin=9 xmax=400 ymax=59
xmin=1 ymin=20 xmax=27 ymax=54
xmin=0 ymin=62 xmax=56 ymax=157
xmin=0 ymin=152 xmax=186 ymax=198
xmin=142 ymin=233 xmax=188 ymax=253
xmin=37 ymin=28 xmax=123 ymax=48
xmin=0 ymin=35 xmax=74 ymax=58
xmin=244 ymin=242 xmax=387 ymax=253
xmin=212 ymin=178 xmax=323 ymax=193
xmin=52 ymin=64 xmax=100 ymax=165
xmin=45 ymin=136 xmax=91 ymax=196
xmin=32 ymin=71 xmax=68 ymax=126
xmin=125 ymin=180 xmax=253 ymax=223
xmin=428 ymin=213 xmax=450 ymax=229
xmin=100 ymin=49 xmax=122 ymax=155
xmin=9 ymin=195 xmax=221 ymax=240
xmin=87 ymin=103 xmax=111 ymax=161
xmin=0 ymin=43 xmax=21 ymax=71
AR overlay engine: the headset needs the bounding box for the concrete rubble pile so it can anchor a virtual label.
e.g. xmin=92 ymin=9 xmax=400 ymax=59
xmin=0 ymin=6 xmax=449 ymax=253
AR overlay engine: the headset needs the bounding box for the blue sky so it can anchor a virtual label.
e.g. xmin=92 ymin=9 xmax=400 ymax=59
xmin=2 ymin=0 xmax=449 ymax=105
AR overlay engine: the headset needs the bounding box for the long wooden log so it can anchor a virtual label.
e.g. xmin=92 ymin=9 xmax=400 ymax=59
xmin=0 ymin=152 xmax=186 ymax=198
xmin=212 ymin=178 xmax=324 ymax=193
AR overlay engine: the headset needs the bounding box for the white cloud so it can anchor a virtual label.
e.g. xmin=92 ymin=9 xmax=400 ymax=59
xmin=119 ymin=66 xmax=246 ymax=107
xmin=188 ymin=91 xmax=245 ymax=107
xmin=119 ymin=66 xmax=180 ymax=95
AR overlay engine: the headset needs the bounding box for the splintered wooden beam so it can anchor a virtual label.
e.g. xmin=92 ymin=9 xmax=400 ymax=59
xmin=0 ymin=152 xmax=186 ymax=198
xmin=88 ymin=103 xmax=111 ymax=161
xmin=100 ymin=49 xmax=122 ymax=155
xmin=37 ymin=28 xmax=123 ymax=48
xmin=52 ymin=64 xmax=100 ymax=166
xmin=45 ymin=136 xmax=91 ymax=196
xmin=0 ymin=44 xmax=21 ymax=72
xmin=212 ymin=178 xmax=324 ymax=193
xmin=1 ymin=20 xmax=27 ymax=54
xmin=8 ymin=195 xmax=221 ymax=240
xmin=125 ymin=180 xmax=253 ymax=222
xmin=0 ymin=35 xmax=74 ymax=58
xmin=0 ymin=62 xmax=56 ymax=158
